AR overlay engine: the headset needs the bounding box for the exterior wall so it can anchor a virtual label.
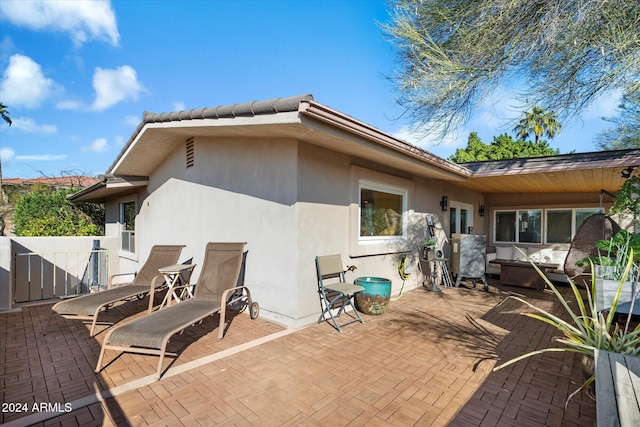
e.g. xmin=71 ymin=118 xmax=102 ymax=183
xmin=129 ymin=136 xmax=301 ymax=326
xmin=294 ymin=142 xmax=484 ymax=326
xmin=100 ymin=137 xmax=486 ymax=328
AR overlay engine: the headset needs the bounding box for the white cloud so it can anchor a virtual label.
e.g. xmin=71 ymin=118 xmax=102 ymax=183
xmin=0 ymin=0 xmax=119 ymax=46
xmin=10 ymin=117 xmax=57 ymax=134
xmin=56 ymin=99 xmax=83 ymax=110
xmin=583 ymin=89 xmax=623 ymax=119
xmin=0 ymin=147 xmax=15 ymax=162
xmin=15 ymin=154 xmax=67 ymax=161
xmin=124 ymin=115 xmax=139 ymax=126
xmin=86 ymin=137 xmax=109 ymax=152
xmin=0 ymin=54 xmax=57 ymax=108
xmin=91 ymin=65 xmax=144 ymax=111
xmin=172 ymin=101 xmax=186 ymax=111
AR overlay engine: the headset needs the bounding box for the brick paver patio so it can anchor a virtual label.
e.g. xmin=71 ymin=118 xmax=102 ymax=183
xmin=1 ymin=279 xmax=596 ymax=426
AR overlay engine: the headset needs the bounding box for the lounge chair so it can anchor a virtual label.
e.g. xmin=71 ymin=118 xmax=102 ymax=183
xmin=95 ymin=242 xmax=259 ymax=380
xmin=44 ymin=245 xmax=185 ymax=337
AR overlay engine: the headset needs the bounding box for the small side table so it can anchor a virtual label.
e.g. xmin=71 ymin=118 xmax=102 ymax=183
xmin=158 ymin=263 xmax=196 ymax=310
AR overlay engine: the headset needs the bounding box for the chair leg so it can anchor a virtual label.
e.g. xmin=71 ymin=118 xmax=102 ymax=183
xmin=346 ymin=296 xmax=364 ymax=324
xmin=89 ymin=306 xmax=103 ymax=337
xmin=318 ymin=305 xmax=343 ymax=332
xmin=218 ymin=305 xmax=227 ymax=339
xmin=318 ymin=293 xmax=363 ymax=332
xmin=156 ymin=348 xmax=166 ymax=380
xmin=95 ymin=344 xmax=107 ymax=373
xmin=43 ymin=311 xmax=54 ymax=336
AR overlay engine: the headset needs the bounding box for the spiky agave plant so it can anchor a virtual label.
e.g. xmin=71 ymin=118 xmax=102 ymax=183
xmin=493 ymin=248 xmax=640 ymax=403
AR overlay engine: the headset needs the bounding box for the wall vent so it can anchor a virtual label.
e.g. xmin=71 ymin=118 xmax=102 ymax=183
xmin=186 ymin=137 xmax=195 ymax=168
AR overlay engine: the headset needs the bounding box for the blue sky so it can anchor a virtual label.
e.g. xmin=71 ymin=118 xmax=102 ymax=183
xmin=0 ymin=0 xmax=620 ymax=179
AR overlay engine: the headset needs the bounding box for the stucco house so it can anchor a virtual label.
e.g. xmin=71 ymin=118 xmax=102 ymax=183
xmin=69 ymin=94 xmax=640 ymax=328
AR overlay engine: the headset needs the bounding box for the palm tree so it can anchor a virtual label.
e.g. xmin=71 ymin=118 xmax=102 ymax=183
xmin=0 ymin=103 xmax=11 ymax=126
xmin=514 ymin=106 xmax=561 ymax=144
xmin=0 ymin=102 xmax=11 ymax=207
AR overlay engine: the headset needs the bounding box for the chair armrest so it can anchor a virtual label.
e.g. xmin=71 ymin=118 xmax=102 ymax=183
xmin=148 ymin=274 xmax=167 ymax=313
xmin=107 ymin=272 xmax=136 ymax=289
xmin=222 ymin=286 xmax=251 ymax=305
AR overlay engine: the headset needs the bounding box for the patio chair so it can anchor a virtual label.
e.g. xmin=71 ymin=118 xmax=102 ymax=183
xmin=95 ymin=242 xmax=259 ymax=380
xmin=43 ymin=245 xmax=185 ymax=337
xmin=316 ymin=254 xmax=364 ymax=332
xmin=564 ymin=214 xmax=620 ymax=285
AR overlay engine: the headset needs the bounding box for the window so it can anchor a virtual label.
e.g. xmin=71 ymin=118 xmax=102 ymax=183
xmin=120 ymin=201 xmax=136 ymax=253
xmin=495 ymin=211 xmax=516 ymax=242
xmin=495 ymin=209 xmax=541 ymax=243
xmin=518 ymin=210 xmax=542 ymax=243
xmin=546 ymin=210 xmax=572 ymax=243
xmin=495 ymin=207 xmax=602 ymax=244
xmin=359 ymin=181 xmax=406 ymax=239
xmin=576 ymin=208 xmax=601 ymax=229
xmin=546 ymin=208 xmax=601 ymax=243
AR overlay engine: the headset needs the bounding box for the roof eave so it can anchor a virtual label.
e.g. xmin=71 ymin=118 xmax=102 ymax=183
xmin=298 ymin=100 xmax=471 ymax=179
xmin=68 ymin=175 xmax=149 ymax=203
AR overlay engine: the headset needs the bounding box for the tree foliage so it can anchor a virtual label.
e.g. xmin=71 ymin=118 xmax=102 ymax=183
xmin=383 ymin=0 xmax=640 ymax=136
xmin=13 ymin=187 xmax=104 ymax=236
xmin=0 ymin=102 xmax=11 ymax=126
xmin=513 ymin=106 xmax=561 ymax=144
xmin=595 ymin=92 xmax=640 ymax=150
xmin=448 ymin=132 xmax=560 ymax=163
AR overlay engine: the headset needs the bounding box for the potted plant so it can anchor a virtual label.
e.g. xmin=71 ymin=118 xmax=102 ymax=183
xmin=493 ymin=247 xmax=640 ymax=403
xmin=576 ymin=230 xmax=640 ymax=280
xmin=422 ymin=237 xmax=437 ymax=259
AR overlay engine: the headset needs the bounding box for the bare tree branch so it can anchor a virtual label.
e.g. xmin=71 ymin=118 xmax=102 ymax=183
xmin=383 ymin=0 xmax=640 ymax=138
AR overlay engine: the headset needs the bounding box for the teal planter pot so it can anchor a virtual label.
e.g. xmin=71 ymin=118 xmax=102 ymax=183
xmin=355 ymin=277 xmax=392 ymax=315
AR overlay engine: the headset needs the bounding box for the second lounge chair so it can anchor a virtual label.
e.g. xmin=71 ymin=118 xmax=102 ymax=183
xmin=95 ymin=242 xmax=258 ymax=380
xmin=44 ymin=245 xmax=185 ymax=337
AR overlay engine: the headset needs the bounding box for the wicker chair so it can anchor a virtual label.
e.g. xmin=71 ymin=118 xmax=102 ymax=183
xmin=564 ymin=214 xmax=621 ymax=285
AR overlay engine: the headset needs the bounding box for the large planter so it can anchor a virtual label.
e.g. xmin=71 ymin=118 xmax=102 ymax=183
xmin=594 ymin=265 xmax=615 ymax=280
xmin=595 ymin=279 xmax=637 ymax=313
xmin=355 ymin=277 xmax=391 ymax=315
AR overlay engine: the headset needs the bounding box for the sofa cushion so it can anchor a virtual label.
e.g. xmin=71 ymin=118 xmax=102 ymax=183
xmin=513 ymin=246 xmax=528 ymax=261
xmin=496 ymin=246 xmax=513 ymax=260
xmin=529 ymin=247 xmax=553 ymax=263
xmin=551 ymin=250 xmax=568 ymax=266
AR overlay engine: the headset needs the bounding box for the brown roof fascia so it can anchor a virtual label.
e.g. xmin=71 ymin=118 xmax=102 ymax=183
xmin=298 ymin=99 xmax=471 ymax=178
xmin=461 ymin=149 xmax=640 ymax=177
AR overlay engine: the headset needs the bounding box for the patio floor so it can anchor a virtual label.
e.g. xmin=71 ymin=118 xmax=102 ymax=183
xmin=1 ymin=278 xmax=596 ymax=426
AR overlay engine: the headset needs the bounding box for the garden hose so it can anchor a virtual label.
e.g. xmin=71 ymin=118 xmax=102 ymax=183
xmin=393 ymin=255 xmax=411 ymax=301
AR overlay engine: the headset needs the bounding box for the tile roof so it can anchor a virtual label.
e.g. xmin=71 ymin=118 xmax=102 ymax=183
xmin=142 ymin=93 xmax=314 ymax=123
xmin=108 ymin=94 xmax=314 ymax=173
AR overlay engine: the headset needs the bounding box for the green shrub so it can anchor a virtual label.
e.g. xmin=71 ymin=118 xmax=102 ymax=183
xmin=14 ymin=188 xmax=103 ymax=236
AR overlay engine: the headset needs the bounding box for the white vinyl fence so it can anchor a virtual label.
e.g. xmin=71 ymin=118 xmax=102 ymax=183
xmin=13 ymin=245 xmax=109 ymax=303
